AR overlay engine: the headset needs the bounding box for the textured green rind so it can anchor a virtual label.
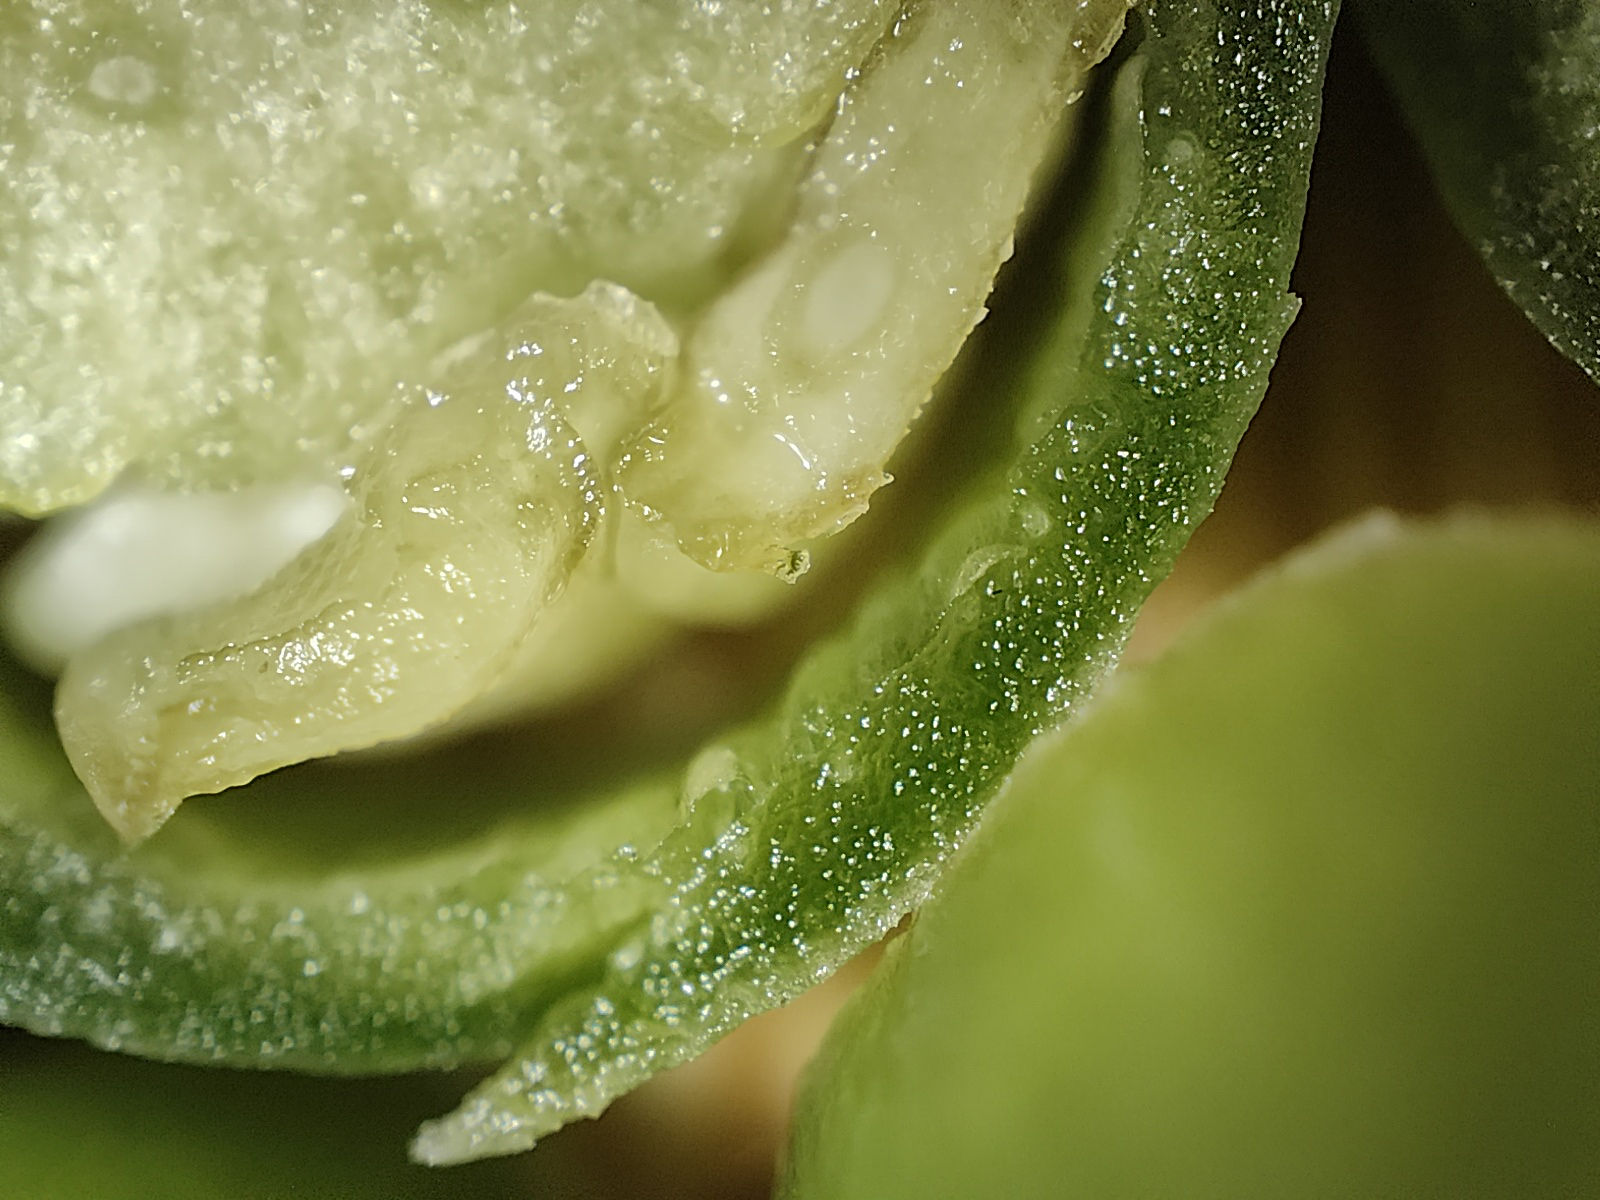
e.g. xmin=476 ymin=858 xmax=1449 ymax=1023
xmin=1359 ymin=0 xmax=1600 ymax=386
xmin=781 ymin=515 xmax=1600 ymax=1199
xmin=0 ymin=669 xmax=682 ymax=1072
xmin=416 ymin=0 xmax=1338 ymax=1162
xmin=0 ymin=0 xmax=1335 ymax=1164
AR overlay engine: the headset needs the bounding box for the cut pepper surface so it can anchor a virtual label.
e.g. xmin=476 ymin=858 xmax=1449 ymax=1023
xmin=0 ymin=0 xmax=1337 ymax=1165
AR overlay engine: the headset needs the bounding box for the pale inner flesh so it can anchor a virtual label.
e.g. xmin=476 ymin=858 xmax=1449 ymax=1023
xmin=0 ymin=0 xmax=1132 ymax=840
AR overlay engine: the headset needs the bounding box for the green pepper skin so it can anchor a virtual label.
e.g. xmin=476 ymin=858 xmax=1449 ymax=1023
xmin=0 ymin=0 xmax=1338 ymax=1164
xmin=1359 ymin=0 xmax=1600 ymax=385
xmin=781 ymin=516 xmax=1600 ymax=1199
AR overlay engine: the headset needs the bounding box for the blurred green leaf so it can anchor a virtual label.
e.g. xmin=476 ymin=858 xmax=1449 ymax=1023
xmin=783 ymin=514 xmax=1600 ymax=1199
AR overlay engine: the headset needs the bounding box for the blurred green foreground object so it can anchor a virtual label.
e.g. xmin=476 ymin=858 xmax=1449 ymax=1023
xmin=784 ymin=515 xmax=1600 ymax=1199
xmin=0 ymin=1040 xmax=528 ymax=1199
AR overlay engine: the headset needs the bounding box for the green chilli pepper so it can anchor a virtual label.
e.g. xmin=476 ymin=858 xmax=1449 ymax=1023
xmin=0 ymin=0 xmax=1337 ymax=1167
